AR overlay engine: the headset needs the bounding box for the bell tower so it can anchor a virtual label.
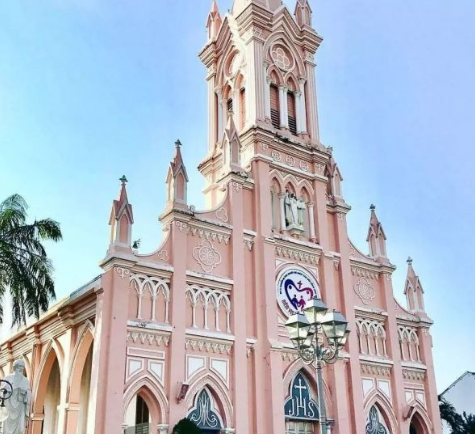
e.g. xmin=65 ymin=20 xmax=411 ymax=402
xmin=199 ymin=0 xmax=327 ymax=209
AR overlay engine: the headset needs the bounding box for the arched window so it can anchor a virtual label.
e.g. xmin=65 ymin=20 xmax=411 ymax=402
xmin=284 ymin=372 xmax=318 ymax=434
xmin=188 ymin=388 xmax=223 ymax=433
xmin=227 ymin=97 xmax=233 ymax=113
xmin=270 ymin=84 xmax=280 ymax=129
xmin=287 ymin=91 xmax=297 ymax=135
xmin=365 ymin=406 xmax=390 ymax=434
xmin=239 ymin=88 xmax=246 ymax=129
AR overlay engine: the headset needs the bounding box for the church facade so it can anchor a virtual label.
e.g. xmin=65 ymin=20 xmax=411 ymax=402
xmin=0 ymin=1 xmax=443 ymax=434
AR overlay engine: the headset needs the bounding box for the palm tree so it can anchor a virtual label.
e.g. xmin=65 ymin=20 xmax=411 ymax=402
xmin=0 ymin=194 xmax=62 ymax=326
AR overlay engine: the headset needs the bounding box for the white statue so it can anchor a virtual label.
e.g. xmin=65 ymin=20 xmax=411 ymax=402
xmin=284 ymin=191 xmax=299 ymax=226
xmin=3 ymin=360 xmax=31 ymax=434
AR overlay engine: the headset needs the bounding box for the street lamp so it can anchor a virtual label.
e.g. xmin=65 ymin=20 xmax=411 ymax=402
xmin=285 ymin=297 xmax=350 ymax=434
xmin=0 ymin=379 xmax=13 ymax=422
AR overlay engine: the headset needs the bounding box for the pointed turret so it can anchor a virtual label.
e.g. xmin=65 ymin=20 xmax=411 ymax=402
xmin=404 ymin=257 xmax=426 ymax=314
xmin=207 ymin=0 xmax=222 ymax=41
xmin=294 ymin=0 xmax=312 ymax=27
xmin=165 ymin=140 xmax=189 ymax=210
xmin=325 ymin=155 xmax=343 ymax=198
xmin=222 ymin=110 xmax=243 ymax=173
xmin=232 ymin=0 xmax=282 ymax=16
xmin=108 ymin=176 xmax=134 ymax=250
xmin=366 ymin=205 xmax=387 ymax=259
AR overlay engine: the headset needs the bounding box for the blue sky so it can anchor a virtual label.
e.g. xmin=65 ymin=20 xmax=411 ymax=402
xmin=1 ymin=0 xmax=474 ymax=391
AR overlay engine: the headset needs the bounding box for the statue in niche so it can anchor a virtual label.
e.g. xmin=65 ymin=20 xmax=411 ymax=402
xmin=3 ymin=359 xmax=31 ymax=434
xmin=284 ymin=191 xmax=306 ymax=228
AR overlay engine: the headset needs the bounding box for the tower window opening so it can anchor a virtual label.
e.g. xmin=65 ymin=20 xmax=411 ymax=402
xmin=240 ymin=88 xmax=246 ymax=129
xmin=227 ymin=97 xmax=233 ymax=113
xmin=287 ymin=91 xmax=297 ymax=135
xmin=270 ymin=84 xmax=280 ymax=129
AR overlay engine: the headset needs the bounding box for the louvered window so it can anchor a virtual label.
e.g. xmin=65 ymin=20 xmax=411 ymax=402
xmin=287 ymin=91 xmax=297 ymax=135
xmin=227 ymin=98 xmax=233 ymax=113
xmin=240 ymin=88 xmax=246 ymax=129
xmin=270 ymin=85 xmax=280 ymax=129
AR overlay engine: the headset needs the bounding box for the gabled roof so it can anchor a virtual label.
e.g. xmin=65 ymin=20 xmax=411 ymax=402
xmin=439 ymin=371 xmax=475 ymax=398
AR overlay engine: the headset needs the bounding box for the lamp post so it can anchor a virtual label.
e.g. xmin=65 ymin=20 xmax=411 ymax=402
xmin=285 ymin=297 xmax=350 ymax=434
xmin=0 ymin=379 xmax=13 ymax=423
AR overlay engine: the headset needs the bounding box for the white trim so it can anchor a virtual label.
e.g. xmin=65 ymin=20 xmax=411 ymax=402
xmin=186 ymin=328 xmax=235 ymax=341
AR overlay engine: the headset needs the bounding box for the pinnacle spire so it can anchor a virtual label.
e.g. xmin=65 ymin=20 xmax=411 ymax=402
xmin=165 ymin=140 xmax=189 ymax=209
xmin=294 ymin=0 xmax=312 ymax=27
xmin=207 ymin=0 xmax=222 ymax=41
xmin=232 ymin=0 xmax=283 ymax=17
xmin=404 ymin=257 xmax=426 ymax=313
xmin=366 ymin=204 xmax=387 ymax=259
xmin=108 ymin=176 xmax=134 ymax=250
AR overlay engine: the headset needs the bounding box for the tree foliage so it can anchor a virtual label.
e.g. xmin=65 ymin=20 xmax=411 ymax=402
xmin=172 ymin=418 xmax=202 ymax=434
xmin=440 ymin=398 xmax=475 ymax=434
xmin=0 ymin=194 xmax=62 ymax=326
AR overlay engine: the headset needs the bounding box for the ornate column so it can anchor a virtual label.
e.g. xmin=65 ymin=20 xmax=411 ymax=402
xmin=264 ymin=71 xmax=271 ymax=120
xmin=207 ymin=66 xmax=218 ymax=152
xmin=304 ymin=53 xmax=319 ymax=142
xmin=279 ymin=193 xmax=286 ymax=231
xmin=279 ymin=85 xmax=288 ymax=129
xmin=217 ymin=89 xmax=224 ymax=139
xmin=307 ymin=201 xmax=316 ymax=242
xmin=298 ymin=78 xmax=308 ymax=134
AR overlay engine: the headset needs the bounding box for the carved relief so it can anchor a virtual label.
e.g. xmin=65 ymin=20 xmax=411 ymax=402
xmin=185 ymin=338 xmax=232 ymax=355
xmin=215 ymin=207 xmax=229 ymax=223
xmin=360 ymin=363 xmax=391 ymax=377
xmin=354 ymin=278 xmax=376 ymax=305
xmin=275 ymin=246 xmax=319 ymax=265
xmin=116 ymin=267 xmax=130 ymax=279
xmin=271 ymin=45 xmax=293 ymax=71
xmin=127 ymin=331 xmax=170 ymax=347
xmin=157 ymin=250 xmax=169 ymax=262
xmin=193 ymin=240 xmax=222 ymax=273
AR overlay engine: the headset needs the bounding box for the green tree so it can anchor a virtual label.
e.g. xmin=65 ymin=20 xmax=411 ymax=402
xmin=172 ymin=418 xmax=201 ymax=434
xmin=440 ymin=398 xmax=475 ymax=434
xmin=0 ymin=194 xmax=62 ymax=326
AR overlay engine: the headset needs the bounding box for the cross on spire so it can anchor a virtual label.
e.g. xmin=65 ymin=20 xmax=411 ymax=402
xmin=119 ymin=175 xmax=128 ymax=185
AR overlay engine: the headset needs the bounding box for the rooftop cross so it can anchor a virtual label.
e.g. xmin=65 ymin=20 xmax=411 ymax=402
xmin=119 ymin=175 xmax=128 ymax=185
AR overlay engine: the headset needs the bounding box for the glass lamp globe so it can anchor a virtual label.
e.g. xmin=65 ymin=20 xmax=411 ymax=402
xmin=0 ymin=404 xmax=8 ymax=422
xmin=285 ymin=313 xmax=311 ymax=346
xmin=321 ymin=310 xmax=348 ymax=341
xmin=337 ymin=329 xmax=351 ymax=348
xmin=303 ymin=297 xmax=328 ymax=326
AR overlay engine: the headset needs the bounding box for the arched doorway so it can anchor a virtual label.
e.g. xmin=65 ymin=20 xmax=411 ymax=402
xmin=42 ymin=357 xmax=61 ymax=434
xmin=410 ymin=423 xmax=418 ymax=434
xmin=284 ymin=372 xmax=319 ymax=434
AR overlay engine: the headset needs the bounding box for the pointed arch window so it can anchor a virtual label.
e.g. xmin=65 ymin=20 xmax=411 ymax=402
xmin=270 ymin=84 xmax=280 ymax=129
xmin=287 ymin=91 xmax=297 ymax=135
xmin=365 ymin=406 xmax=390 ymax=434
xmin=284 ymin=372 xmax=319 ymax=421
xmin=188 ymin=389 xmax=223 ymax=431
xmin=240 ymin=88 xmax=246 ymax=130
xmin=227 ymin=97 xmax=233 ymax=113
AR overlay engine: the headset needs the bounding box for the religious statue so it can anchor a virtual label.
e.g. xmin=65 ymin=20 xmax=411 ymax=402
xmin=284 ymin=191 xmax=306 ymax=228
xmin=2 ymin=359 xmax=31 ymax=434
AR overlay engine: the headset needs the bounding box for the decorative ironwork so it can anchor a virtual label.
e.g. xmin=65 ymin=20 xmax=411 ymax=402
xmin=188 ymin=389 xmax=222 ymax=430
xmin=284 ymin=372 xmax=319 ymax=421
xmin=365 ymin=406 xmax=389 ymax=434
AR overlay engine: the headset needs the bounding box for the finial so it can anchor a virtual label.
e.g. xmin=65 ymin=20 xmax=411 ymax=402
xmin=407 ymin=256 xmax=413 ymax=265
xmin=175 ymin=139 xmax=182 ymax=148
xmin=370 ymin=204 xmax=376 ymax=211
xmin=119 ymin=175 xmax=128 ymax=184
xmin=328 ymin=146 xmax=333 ymax=155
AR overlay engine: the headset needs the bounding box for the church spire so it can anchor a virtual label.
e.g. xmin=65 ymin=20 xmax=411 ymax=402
xmin=165 ymin=140 xmax=189 ymax=210
xmin=294 ymin=0 xmax=312 ymax=27
xmin=108 ymin=176 xmax=134 ymax=250
xmin=404 ymin=257 xmax=426 ymax=314
xmin=366 ymin=205 xmax=387 ymax=260
xmin=207 ymin=0 xmax=222 ymax=41
xmin=232 ymin=0 xmax=283 ymax=16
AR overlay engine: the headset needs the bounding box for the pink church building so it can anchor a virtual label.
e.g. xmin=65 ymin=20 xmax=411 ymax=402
xmin=0 ymin=1 xmax=443 ymax=434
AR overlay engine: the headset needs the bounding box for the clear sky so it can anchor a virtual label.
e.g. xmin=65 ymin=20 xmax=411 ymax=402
xmin=1 ymin=0 xmax=474 ymax=392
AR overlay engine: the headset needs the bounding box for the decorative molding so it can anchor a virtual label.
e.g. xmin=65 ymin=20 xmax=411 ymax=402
xmin=215 ymin=207 xmax=229 ymax=223
xmin=352 ymin=266 xmax=379 ymax=280
xmin=333 ymin=257 xmax=340 ymax=270
xmin=175 ymin=221 xmax=188 ymax=232
xmin=127 ymin=331 xmax=170 ymax=347
xmin=232 ymin=182 xmax=242 ymax=193
xmin=188 ymin=225 xmax=230 ymax=245
xmin=403 ymin=369 xmax=426 ymax=381
xmin=286 ymin=156 xmax=295 ymax=167
xmin=299 ymin=161 xmax=309 ymax=172
xmin=243 ymin=239 xmax=254 ymax=251
xmin=354 ymin=278 xmax=376 ymax=305
xmin=271 ymin=150 xmax=281 ymax=162
xmin=116 ymin=267 xmax=130 ymax=279
xmin=337 ymin=212 xmax=345 ymax=220
xmin=157 ymin=250 xmax=169 ymax=262
xmin=193 ymin=240 xmax=222 ymax=273
xmin=185 ymin=338 xmax=232 ymax=355
xmin=275 ymin=246 xmax=319 ymax=265
xmin=281 ymin=351 xmax=299 ymax=362
xmin=361 ymin=363 xmax=391 ymax=377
